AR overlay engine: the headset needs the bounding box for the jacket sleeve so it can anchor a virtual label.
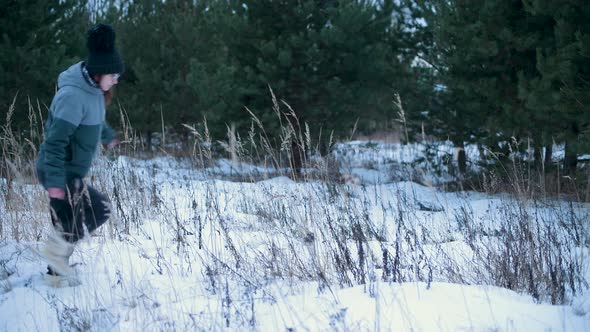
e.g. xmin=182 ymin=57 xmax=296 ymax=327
xmin=101 ymin=121 xmax=117 ymax=145
xmin=42 ymin=92 xmax=84 ymax=189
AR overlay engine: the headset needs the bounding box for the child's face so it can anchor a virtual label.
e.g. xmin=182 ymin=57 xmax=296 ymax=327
xmin=99 ymin=73 xmax=120 ymax=92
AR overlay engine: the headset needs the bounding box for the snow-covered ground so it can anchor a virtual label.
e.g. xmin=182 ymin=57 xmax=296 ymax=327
xmin=0 ymin=141 xmax=589 ymax=331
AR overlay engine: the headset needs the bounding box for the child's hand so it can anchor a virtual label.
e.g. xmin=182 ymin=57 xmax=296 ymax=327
xmin=107 ymin=138 xmax=120 ymax=150
xmin=47 ymin=187 xmax=66 ymax=200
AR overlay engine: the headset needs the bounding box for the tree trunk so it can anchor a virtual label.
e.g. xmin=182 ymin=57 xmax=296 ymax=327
xmin=146 ymin=129 xmax=153 ymax=152
xmin=287 ymin=78 xmax=305 ymax=178
xmin=564 ymin=139 xmax=578 ymax=175
xmin=544 ymin=144 xmax=553 ymax=165
xmin=457 ymin=141 xmax=467 ymax=174
xmin=533 ymin=144 xmax=542 ymax=169
xmin=290 ymin=129 xmax=304 ymax=178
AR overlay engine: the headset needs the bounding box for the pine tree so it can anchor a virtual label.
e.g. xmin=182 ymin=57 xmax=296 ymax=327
xmin=522 ymin=0 xmax=590 ymax=174
xmin=228 ymin=0 xmax=409 ymax=173
xmin=414 ymin=1 xmax=550 ymax=172
xmin=0 ymin=0 xmax=89 ymax=129
xmin=113 ymin=0 xmax=240 ymax=147
xmin=413 ymin=0 xmax=590 ymax=175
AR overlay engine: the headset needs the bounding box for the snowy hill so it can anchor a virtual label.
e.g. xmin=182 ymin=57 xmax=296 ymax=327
xmin=0 ymin=141 xmax=589 ymax=331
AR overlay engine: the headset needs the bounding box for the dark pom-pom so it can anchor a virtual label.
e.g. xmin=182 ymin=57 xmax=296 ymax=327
xmin=87 ymin=24 xmax=116 ymax=53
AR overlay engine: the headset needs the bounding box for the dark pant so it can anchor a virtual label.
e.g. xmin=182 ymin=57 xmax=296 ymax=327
xmin=47 ymin=178 xmax=111 ymax=243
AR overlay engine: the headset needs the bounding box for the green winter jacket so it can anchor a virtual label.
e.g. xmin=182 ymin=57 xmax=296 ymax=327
xmin=36 ymin=62 xmax=116 ymax=189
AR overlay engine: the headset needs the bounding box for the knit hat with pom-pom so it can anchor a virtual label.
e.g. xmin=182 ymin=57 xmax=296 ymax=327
xmin=86 ymin=24 xmax=124 ymax=75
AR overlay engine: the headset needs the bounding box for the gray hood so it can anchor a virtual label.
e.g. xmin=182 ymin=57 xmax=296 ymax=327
xmin=57 ymin=62 xmax=103 ymax=96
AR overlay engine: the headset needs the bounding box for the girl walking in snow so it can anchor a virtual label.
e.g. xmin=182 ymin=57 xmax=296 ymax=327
xmin=36 ymin=24 xmax=123 ymax=282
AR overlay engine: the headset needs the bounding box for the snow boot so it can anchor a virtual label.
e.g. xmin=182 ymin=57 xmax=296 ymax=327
xmin=41 ymin=226 xmax=76 ymax=277
xmin=44 ymin=266 xmax=81 ymax=287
